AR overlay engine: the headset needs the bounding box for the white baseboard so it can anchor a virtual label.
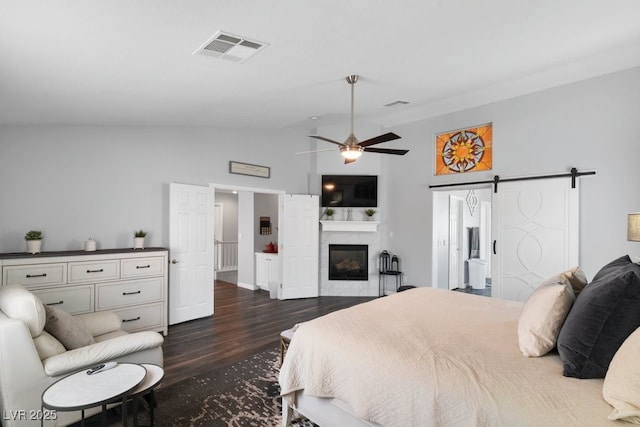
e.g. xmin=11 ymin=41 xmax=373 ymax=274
xmin=237 ymin=281 xmax=258 ymax=290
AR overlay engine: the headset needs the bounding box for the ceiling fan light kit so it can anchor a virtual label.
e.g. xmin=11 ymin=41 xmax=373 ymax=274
xmin=306 ymin=74 xmax=409 ymax=164
xmin=340 ymin=145 xmax=364 ymax=160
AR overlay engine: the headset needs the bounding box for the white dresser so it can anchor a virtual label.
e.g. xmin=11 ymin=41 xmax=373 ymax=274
xmin=0 ymin=248 xmax=168 ymax=335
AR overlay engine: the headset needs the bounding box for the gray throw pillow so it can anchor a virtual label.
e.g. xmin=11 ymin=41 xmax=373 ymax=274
xmin=44 ymin=304 xmax=96 ymax=350
xmin=557 ymin=256 xmax=640 ymax=378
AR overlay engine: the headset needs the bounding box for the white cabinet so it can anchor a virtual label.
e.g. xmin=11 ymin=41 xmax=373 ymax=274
xmin=255 ymin=252 xmax=280 ymax=291
xmin=0 ymin=248 xmax=168 ymax=335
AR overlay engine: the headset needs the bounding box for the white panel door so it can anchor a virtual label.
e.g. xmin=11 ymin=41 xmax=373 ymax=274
xmin=280 ymin=194 xmax=319 ymax=300
xmin=492 ymin=178 xmax=578 ymax=302
xmin=169 ymin=183 xmax=215 ymax=324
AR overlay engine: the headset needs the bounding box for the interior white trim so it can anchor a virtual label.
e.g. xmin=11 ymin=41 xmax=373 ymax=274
xmin=208 ymin=183 xmax=285 ymax=194
xmin=320 ymin=221 xmax=379 ymax=232
xmin=236 ymin=281 xmax=256 ymax=290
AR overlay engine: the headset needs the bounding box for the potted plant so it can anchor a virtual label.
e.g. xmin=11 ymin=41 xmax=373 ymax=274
xmin=325 ymin=208 xmax=335 ymax=220
xmin=364 ymin=209 xmax=376 ymax=220
xmin=134 ymin=230 xmax=147 ymax=249
xmin=25 ymin=230 xmax=43 ymax=254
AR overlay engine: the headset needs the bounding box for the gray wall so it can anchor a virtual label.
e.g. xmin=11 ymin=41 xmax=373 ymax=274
xmin=254 ymin=193 xmax=279 ymax=252
xmin=1 ymin=66 xmax=639 ymax=285
xmin=0 ymin=126 xmax=307 ymax=252
xmin=386 ymin=66 xmax=640 ymax=282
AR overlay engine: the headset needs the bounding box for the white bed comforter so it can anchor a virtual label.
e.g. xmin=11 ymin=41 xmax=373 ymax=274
xmin=279 ymin=287 xmax=615 ymax=427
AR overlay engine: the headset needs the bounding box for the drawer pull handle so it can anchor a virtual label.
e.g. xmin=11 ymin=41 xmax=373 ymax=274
xmin=26 ymin=273 xmax=47 ymax=278
xmin=86 ymin=269 xmax=104 ymax=273
xmin=136 ymin=265 xmax=151 ymax=269
xmin=47 ymin=301 xmax=64 ymax=306
xmin=122 ymin=290 xmax=141 ymax=296
xmin=122 ymin=316 xmax=141 ymax=323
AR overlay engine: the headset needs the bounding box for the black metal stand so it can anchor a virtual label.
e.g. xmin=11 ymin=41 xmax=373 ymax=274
xmin=379 ymin=271 xmax=402 ymax=296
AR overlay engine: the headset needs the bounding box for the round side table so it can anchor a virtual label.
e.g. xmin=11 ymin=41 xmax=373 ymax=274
xmin=128 ymin=364 xmax=164 ymax=427
xmin=41 ymin=363 xmax=146 ymax=427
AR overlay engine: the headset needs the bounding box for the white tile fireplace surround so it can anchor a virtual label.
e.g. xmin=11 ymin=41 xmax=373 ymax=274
xmin=320 ymin=221 xmax=380 ymax=297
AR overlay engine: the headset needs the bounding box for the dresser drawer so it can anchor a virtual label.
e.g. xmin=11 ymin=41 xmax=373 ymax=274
xmin=68 ymin=260 xmax=120 ymax=284
xmin=32 ymin=285 xmax=94 ymax=315
xmin=121 ymin=257 xmax=164 ymax=278
xmin=113 ymin=303 xmax=164 ymax=333
xmin=3 ymin=263 xmax=67 ymax=287
xmin=95 ymin=277 xmax=163 ymax=310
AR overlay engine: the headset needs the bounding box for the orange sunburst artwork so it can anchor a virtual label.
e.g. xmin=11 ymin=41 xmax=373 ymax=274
xmin=435 ymin=124 xmax=492 ymax=175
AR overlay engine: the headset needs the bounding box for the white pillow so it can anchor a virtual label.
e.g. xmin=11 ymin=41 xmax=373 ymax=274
xmin=562 ymin=266 xmax=588 ymax=295
xmin=518 ymin=274 xmax=575 ymax=357
xmin=603 ymin=327 xmax=640 ymax=423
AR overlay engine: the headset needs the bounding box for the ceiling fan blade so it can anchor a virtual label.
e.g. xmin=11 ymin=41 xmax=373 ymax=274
xmin=358 ymin=132 xmax=401 ymax=147
xmin=364 ymin=147 xmax=409 ymax=155
xmin=308 ymin=135 xmax=345 ymax=146
xmin=344 ymin=157 xmax=357 ymax=165
xmin=296 ymin=148 xmax=338 ymax=155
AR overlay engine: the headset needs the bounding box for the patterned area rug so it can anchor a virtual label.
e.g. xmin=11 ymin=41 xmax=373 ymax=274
xmin=151 ymin=348 xmax=315 ymax=426
xmin=78 ymin=348 xmax=315 ymax=427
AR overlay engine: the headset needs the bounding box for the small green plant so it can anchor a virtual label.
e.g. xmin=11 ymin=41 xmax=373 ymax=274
xmin=364 ymin=209 xmax=376 ymax=217
xmin=24 ymin=230 xmax=43 ymax=240
xmin=134 ymin=230 xmax=147 ymax=238
xmin=325 ymin=208 xmax=335 ymax=217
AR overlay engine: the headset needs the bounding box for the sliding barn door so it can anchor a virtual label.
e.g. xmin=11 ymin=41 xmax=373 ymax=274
xmin=492 ymin=178 xmax=578 ymax=302
xmin=280 ymin=194 xmax=319 ymax=299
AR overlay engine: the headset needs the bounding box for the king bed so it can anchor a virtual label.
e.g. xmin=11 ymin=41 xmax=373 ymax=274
xmin=279 ymin=258 xmax=640 ymax=426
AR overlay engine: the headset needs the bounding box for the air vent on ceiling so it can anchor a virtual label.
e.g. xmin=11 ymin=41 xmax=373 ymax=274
xmin=193 ymin=31 xmax=268 ymax=63
xmin=383 ymin=100 xmax=411 ymax=107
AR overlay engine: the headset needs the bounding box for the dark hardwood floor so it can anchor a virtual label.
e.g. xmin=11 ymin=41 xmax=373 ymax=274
xmin=160 ymin=281 xmax=374 ymax=388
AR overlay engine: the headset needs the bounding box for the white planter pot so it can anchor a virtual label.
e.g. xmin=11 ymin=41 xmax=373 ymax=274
xmin=26 ymin=240 xmax=42 ymax=254
xmin=133 ymin=237 xmax=145 ymax=249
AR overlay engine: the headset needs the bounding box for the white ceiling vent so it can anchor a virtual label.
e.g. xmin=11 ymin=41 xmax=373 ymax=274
xmin=193 ymin=31 xmax=268 ymax=63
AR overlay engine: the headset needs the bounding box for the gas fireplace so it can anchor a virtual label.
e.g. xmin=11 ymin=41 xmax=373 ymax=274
xmin=328 ymin=244 xmax=368 ymax=281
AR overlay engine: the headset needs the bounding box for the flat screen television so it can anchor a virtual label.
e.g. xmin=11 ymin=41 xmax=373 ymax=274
xmin=321 ymin=175 xmax=378 ymax=207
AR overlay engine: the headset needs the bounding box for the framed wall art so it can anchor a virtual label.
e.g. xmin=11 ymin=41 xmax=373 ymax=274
xmin=229 ymin=161 xmax=271 ymax=178
xmin=435 ymin=123 xmax=492 ymax=175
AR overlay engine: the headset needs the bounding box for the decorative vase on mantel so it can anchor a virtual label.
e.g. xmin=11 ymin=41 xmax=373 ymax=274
xmin=25 ymin=230 xmax=43 ymax=254
xmin=133 ymin=230 xmax=147 ymax=250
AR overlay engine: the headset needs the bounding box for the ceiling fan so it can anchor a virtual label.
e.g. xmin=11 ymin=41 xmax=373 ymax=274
xmin=307 ymin=75 xmax=409 ymax=164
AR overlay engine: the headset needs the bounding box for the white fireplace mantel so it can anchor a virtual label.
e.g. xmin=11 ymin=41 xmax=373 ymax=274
xmin=320 ymin=220 xmax=380 ymax=232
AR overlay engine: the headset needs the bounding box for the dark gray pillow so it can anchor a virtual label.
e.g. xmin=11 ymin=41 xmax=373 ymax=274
xmin=592 ymin=254 xmax=633 ymax=282
xmin=557 ymin=259 xmax=640 ymax=379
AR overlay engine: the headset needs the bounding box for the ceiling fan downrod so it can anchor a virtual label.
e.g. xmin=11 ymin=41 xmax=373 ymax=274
xmin=346 ymin=75 xmax=358 ymax=139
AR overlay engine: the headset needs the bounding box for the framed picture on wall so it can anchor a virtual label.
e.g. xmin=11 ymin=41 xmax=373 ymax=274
xmin=229 ymin=161 xmax=271 ymax=178
xmin=435 ymin=123 xmax=492 ymax=175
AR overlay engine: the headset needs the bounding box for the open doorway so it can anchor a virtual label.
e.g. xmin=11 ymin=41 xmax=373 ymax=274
xmin=210 ymin=183 xmax=285 ymax=292
xmin=214 ymin=190 xmax=239 ymax=284
xmin=433 ymin=186 xmax=492 ymax=295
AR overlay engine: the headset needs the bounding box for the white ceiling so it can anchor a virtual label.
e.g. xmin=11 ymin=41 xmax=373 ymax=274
xmin=1 ymin=1 xmax=640 ymax=131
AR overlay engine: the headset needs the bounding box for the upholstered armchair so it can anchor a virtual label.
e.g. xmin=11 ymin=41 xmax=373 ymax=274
xmin=0 ymin=285 xmax=164 ymax=427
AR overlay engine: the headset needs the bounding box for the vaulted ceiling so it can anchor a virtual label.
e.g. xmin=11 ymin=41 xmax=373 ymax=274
xmin=1 ymin=1 xmax=639 ymax=131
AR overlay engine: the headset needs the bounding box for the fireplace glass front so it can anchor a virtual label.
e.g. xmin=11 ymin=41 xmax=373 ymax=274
xmin=328 ymin=244 xmax=368 ymax=281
